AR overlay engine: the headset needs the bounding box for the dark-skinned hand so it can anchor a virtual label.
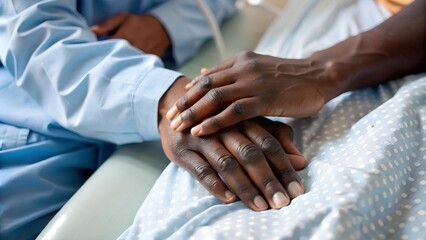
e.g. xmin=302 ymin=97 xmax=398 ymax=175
xmin=166 ymin=0 xmax=426 ymax=137
xmin=166 ymin=51 xmax=329 ymax=136
xmin=159 ymin=77 xmax=307 ymax=211
xmin=91 ymin=13 xmax=171 ymax=57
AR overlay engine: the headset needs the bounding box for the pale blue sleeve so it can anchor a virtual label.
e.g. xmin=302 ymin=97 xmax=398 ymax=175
xmin=0 ymin=0 xmax=181 ymax=144
xmin=149 ymin=0 xmax=236 ymax=65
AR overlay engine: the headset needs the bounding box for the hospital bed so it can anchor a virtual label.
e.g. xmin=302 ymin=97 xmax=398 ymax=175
xmin=117 ymin=0 xmax=426 ymax=238
xmin=38 ymin=0 xmax=426 ymax=238
xmin=37 ymin=1 xmax=284 ymax=239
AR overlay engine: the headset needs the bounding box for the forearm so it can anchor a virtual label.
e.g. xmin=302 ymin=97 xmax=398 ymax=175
xmin=310 ymin=0 xmax=426 ymax=101
xmin=0 ymin=0 xmax=180 ymax=144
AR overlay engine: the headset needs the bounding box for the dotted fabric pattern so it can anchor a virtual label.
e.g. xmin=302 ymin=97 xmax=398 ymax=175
xmin=120 ymin=75 xmax=426 ymax=240
xmin=118 ymin=0 xmax=426 ymax=239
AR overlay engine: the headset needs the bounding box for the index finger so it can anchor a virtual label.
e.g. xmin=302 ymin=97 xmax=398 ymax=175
xmin=241 ymin=120 xmax=305 ymax=199
xmin=177 ymin=150 xmax=235 ymax=203
xmin=258 ymin=119 xmax=307 ymax=170
xmin=221 ymin=127 xmax=290 ymax=209
xmin=166 ymin=68 xmax=235 ymax=122
xmin=185 ymin=57 xmax=235 ymax=90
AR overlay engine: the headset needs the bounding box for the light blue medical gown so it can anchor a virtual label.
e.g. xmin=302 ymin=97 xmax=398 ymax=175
xmin=0 ymin=0 xmax=235 ymax=239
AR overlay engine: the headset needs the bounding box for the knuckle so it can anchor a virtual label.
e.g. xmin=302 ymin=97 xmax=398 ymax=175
xmin=238 ymin=184 xmax=253 ymax=196
xmin=237 ymin=144 xmax=262 ymax=164
xmin=260 ymin=136 xmax=281 ymax=155
xmin=194 ymin=164 xmax=215 ymax=181
xmin=200 ymin=75 xmax=213 ymax=89
xmin=208 ymin=117 xmax=223 ymax=130
xmin=240 ymin=51 xmax=255 ymax=59
xmin=208 ymin=89 xmax=225 ymax=104
xmin=182 ymin=108 xmax=196 ymax=121
xmin=207 ymin=180 xmax=221 ymax=192
xmin=232 ymin=101 xmax=245 ymax=116
xmin=175 ymin=148 xmax=189 ymax=158
xmin=277 ymin=168 xmax=296 ymax=181
xmin=217 ymin=155 xmax=237 ymax=173
xmin=245 ymin=59 xmax=259 ymax=70
xmin=262 ymin=177 xmax=277 ymax=190
xmin=176 ymin=96 xmax=189 ymax=110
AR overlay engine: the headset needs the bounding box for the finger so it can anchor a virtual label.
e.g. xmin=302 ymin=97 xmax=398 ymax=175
xmin=221 ymin=128 xmax=289 ymax=209
xmin=188 ymin=57 xmax=236 ymax=90
xmin=240 ymin=120 xmax=303 ymax=201
xmin=254 ymin=118 xmax=307 ymax=170
xmin=171 ymin=85 xmax=236 ymax=131
xmin=266 ymin=121 xmax=307 ymax=170
xmin=185 ymin=68 xmax=210 ymax=90
xmin=190 ymin=98 xmax=262 ymax=136
xmin=178 ymin=150 xmax=234 ymax=203
xmin=173 ymin=86 xmax=257 ymax=133
xmin=176 ymin=69 xmax=236 ymax=112
xmin=204 ymin=57 xmax=235 ymax=75
xmin=277 ymin=137 xmax=307 ymax=170
xmin=239 ymin=121 xmax=294 ymax=207
xmin=199 ymin=139 xmax=268 ymax=211
xmin=200 ymin=68 xmax=209 ymax=74
xmin=167 ymin=70 xmax=234 ymax=121
xmin=184 ymin=82 xmax=193 ymax=90
xmin=91 ymin=13 xmax=129 ymax=37
xmin=287 ymin=154 xmax=307 ymax=171
xmin=172 ymin=81 xmax=261 ymax=132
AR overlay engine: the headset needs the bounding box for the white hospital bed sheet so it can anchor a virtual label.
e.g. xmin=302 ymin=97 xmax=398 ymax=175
xmin=119 ymin=0 xmax=426 ymax=239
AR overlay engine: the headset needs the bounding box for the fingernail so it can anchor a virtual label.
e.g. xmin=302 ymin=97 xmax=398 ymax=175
xmin=166 ymin=106 xmax=178 ymax=120
xmin=287 ymin=181 xmax=304 ymax=198
xmin=185 ymin=82 xmax=193 ymax=90
xmin=254 ymin=195 xmax=268 ymax=210
xmin=191 ymin=125 xmax=202 ymax=136
xmin=170 ymin=116 xmax=182 ymax=130
xmin=225 ymin=191 xmax=235 ymax=202
xmin=272 ymin=192 xmax=289 ymax=208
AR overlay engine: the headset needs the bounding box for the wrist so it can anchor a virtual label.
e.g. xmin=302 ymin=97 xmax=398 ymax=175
xmin=308 ymin=35 xmax=371 ymax=102
xmin=309 ymin=33 xmax=393 ymax=101
xmin=307 ymin=52 xmax=349 ymax=103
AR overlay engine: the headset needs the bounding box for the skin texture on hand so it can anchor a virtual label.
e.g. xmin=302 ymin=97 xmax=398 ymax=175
xmin=91 ymin=13 xmax=171 ymax=57
xmin=158 ymin=77 xmax=307 ymax=211
xmin=92 ymin=11 xmax=309 ymax=211
xmin=166 ymin=52 xmax=328 ymax=136
xmin=166 ymin=0 xmax=425 ymax=137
